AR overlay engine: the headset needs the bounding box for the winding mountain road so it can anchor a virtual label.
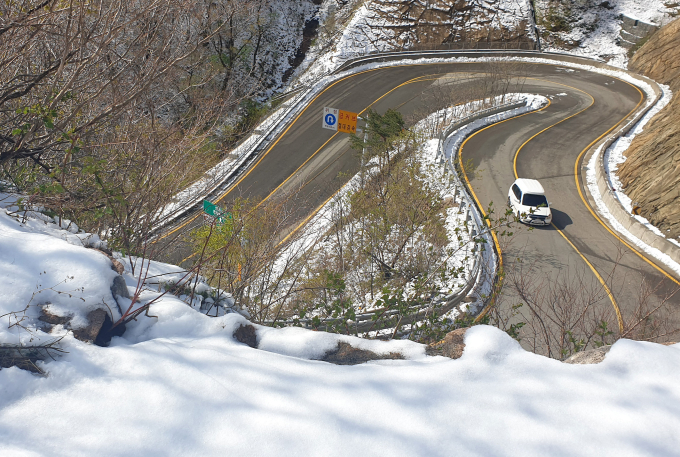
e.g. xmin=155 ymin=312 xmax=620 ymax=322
xmin=154 ymin=55 xmax=680 ymax=330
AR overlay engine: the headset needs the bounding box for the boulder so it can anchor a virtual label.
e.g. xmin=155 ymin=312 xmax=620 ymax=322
xmin=93 ymin=313 xmax=126 ymax=347
xmin=90 ymin=247 xmax=125 ymax=275
xmin=72 ymin=309 xmax=109 ymax=343
xmin=39 ymin=305 xmax=124 ymax=346
xmin=38 ymin=307 xmax=71 ymax=326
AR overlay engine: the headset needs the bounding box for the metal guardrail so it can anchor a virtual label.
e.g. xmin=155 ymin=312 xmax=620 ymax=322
xmin=152 ymin=44 xmax=665 ymax=330
xmin=153 ymin=84 xmax=318 ymax=230
xmin=153 ymin=47 xmax=544 ymax=232
xmin=587 ymin=86 xmax=680 ymax=266
xmin=269 ymin=249 xmax=483 ymax=334
xmin=157 ymin=44 xmax=644 ymax=232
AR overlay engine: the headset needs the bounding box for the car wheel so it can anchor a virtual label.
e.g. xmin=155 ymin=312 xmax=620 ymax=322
xmin=507 ymin=196 xmax=511 ymax=208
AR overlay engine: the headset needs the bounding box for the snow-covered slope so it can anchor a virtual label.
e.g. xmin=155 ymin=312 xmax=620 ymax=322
xmin=1 ymin=319 xmax=679 ymax=456
xmin=1 ymin=198 xmax=680 ymax=456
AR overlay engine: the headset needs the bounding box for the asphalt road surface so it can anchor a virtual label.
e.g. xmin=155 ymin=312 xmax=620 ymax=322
xmin=154 ymin=60 xmax=680 ymax=332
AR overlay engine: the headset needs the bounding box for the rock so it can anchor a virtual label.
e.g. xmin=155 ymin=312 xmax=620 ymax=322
xmin=39 ymin=306 xmax=124 ymax=346
xmin=110 ymin=258 xmax=125 ymax=275
xmin=90 ymin=248 xmax=125 ymax=274
xmin=426 ymin=327 xmax=468 ymax=359
xmin=233 ymin=324 xmax=258 ymax=348
xmin=93 ymin=314 xmax=126 ymax=347
xmin=0 ymin=345 xmax=47 ymax=374
xmin=620 ymin=19 xmax=680 ymax=240
xmin=321 ymin=342 xmax=404 ymax=365
xmin=38 ymin=307 xmax=72 ymax=326
xmin=111 ymin=275 xmax=130 ymax=299
xmin=72 ymin=309 xmax=108 ymax=343
xmin=563 ymin=346 xmax=611 ymax=364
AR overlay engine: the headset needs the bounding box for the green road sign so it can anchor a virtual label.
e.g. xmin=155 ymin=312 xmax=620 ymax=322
xmin=202 ymin=200 xmax=231 ymax=224
xmin=203 ymin=200 xmax=218 ymax=216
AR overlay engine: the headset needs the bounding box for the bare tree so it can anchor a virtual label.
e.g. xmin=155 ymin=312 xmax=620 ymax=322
xmin=1 ymin=0 xmax=319 ymax=251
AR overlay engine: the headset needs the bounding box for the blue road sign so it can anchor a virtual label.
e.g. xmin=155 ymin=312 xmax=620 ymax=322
xmin=323 ymin=107 xmax=339 ymax=131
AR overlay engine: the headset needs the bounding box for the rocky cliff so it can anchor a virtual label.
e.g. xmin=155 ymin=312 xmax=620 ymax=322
xmin=618 ymin=18 xmax=680 ymax=240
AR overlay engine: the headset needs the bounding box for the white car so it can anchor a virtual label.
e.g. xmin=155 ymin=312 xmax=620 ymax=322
xmin=507 ymin=178 xmax=552 ymax=226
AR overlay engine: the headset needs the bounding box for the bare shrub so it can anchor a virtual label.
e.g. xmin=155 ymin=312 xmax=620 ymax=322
xmin=489 ymin=245 xmax=680 ymax=359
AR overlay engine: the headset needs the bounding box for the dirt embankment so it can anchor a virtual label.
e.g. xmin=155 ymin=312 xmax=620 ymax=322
xmin=618 ymin=18 xmax=680 ymax=240
xmin=367 ymin=0 xmax=534 ymax=48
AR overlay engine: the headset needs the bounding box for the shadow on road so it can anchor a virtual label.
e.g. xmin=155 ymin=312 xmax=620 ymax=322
xmin=550 ymin=208 xmax=572 ymax=230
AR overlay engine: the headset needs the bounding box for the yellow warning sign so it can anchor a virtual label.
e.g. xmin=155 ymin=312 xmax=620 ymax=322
xmin=337 ymin=110 xmax=358 ymax=134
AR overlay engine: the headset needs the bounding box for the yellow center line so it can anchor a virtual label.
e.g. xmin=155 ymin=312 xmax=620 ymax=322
xmin=162 ymin=60 xmax=678 ymax=315
xmin=507 ymin=81 xmax=624 ymax=331
xmin=176 ymin=72 xmax=450 ymax=263
xmin=458 ymin=99 xmax=552 ymax=322
xmin=277 ymin=186 xmax=343 ymax=248
xmin=254 ymin=74 xmax=439 ymax=209
xmin=272 ymin=75 xmax=518 ymax=249
xmin=154 ymin=69 xmax=446 ymax=244
xmin=153 ymin=67 xmax=388 ymax=243
xmin=155 ymin=65 xmax=555 ymax=245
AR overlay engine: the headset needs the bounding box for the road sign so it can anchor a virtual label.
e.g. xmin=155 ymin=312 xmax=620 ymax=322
xmin=322 ymin=107 xmax=358 ymax=134
xmin=322 ymin=107 xmax=338 ymax=131
xmin=338 ymin=110 xmax=358 ymax=134
xmin=202 ymin=200 xmax=231 ymax=225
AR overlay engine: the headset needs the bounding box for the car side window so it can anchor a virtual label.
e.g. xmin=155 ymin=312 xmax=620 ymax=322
xmin=512 ymin=184 xmax=521 ymax=200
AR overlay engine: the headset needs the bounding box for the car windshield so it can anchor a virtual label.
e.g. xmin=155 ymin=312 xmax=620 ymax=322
xmin=522 ymin=193 xmax=548 ymax=207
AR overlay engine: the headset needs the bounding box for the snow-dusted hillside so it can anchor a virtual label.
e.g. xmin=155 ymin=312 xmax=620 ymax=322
xmin=291 ymin=0 xmax=678 ymax=85
xmin=293 ymin=0 xmax=535 ymax=85
xmin=535 ymin=0 xmax=679 ymax=67
xmin=2 ymin=2 xmax=680 ymax=455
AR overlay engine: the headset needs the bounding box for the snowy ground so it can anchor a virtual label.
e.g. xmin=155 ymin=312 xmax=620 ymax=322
xmin=0 ymin=197 xmax=239 ymax=347
xmin=537 ymin=0 xmax=678 ymax=68
xmin=2 ymin=4 xmax=680 ymax=454
xmin=1 ymin=309 xmax=679 ymax=456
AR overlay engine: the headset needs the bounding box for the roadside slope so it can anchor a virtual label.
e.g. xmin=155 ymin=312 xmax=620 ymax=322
xmin=618 ymin=18 xmax=680 ymax=240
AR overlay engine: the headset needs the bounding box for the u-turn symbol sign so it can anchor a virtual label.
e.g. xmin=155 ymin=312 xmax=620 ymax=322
xmin=323 ymin=107 xmax=339 ymax=131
